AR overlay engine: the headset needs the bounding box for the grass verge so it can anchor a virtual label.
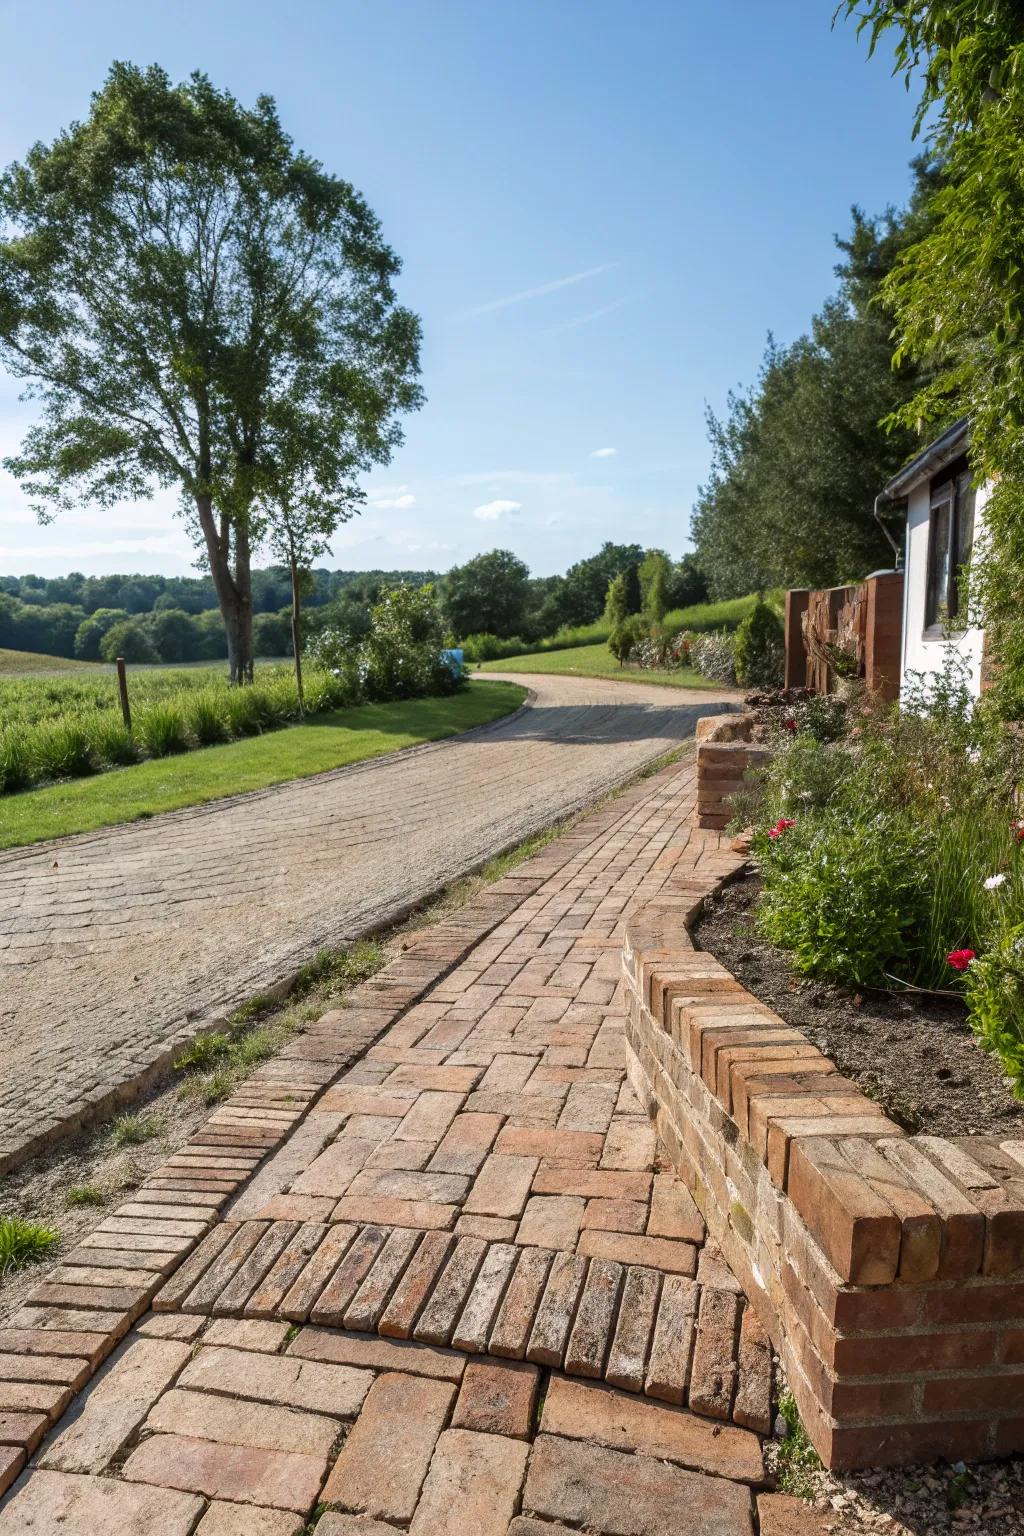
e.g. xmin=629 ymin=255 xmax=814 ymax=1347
xmin=479 ymin=640 xmax=721 ymax=690
xmin=0 ymin=679 xmax=526 ymax=850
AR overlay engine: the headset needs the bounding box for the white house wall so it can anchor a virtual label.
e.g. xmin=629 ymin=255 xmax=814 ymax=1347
xmin=901 ymin=480 xmax=989 ymax=699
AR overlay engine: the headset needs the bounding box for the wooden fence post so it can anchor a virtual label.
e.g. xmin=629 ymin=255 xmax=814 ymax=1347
xmin=116 ymin=657 xmax=132 ymax=731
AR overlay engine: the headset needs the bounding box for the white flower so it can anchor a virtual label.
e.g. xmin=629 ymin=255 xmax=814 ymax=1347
xmin=984 ymin=873 xmax=1008 ymax=890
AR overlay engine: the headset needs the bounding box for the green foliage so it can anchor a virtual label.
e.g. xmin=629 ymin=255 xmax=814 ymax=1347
xmin=0 ymin=1215 xmax=59 ymax=1276
xmin=604 ymin=570 xmax=634 ymax=630
xmin=556 ymin=543 xmax=645 ymax=628
xmin=609 ymin=615 xmax=648 ymax=664
xmin=840 ymin=4 xmax=1024 ymax=717
xmin=638 ymin=550 xmax=671 ymax=627
xmin=756 ymin=808 xmax=930 ymax=987
xmin=775 ymin=1391 xmax=822 ymax=1500
xmin=0 ymin=64 xmax=422 ymax=679
xmin=66 ymin=1185 xmax=106 ymax=1207
xmin=751 ymin=659 xmax=1024 ymax=1083
xmin=734 ymin=599 xmax=785 ymax=688
xmin=963 ymin=922 xmax=1024 ymax=1092
xmin=99 ymin=622 xmax=159 ymax=665
xmin=135 ymin=703 xmax=189 ymax=758
xmin=111 ymin=1111 xmax=165 ymax=1147
xmin=441 ymin=550 xmax=531 ymax=640
xmin=663 ymin=591 xmax=782 ymax=636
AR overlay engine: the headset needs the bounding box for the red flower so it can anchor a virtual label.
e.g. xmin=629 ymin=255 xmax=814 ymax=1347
xmin=766 ymin=817 xmax=795 ymax=841
xmin=1013 ymin=820 xmax=1024 ymax=842
xmin=946 ymin=949 xmax=976 ymax=972
xmin=783 ymin=718 xmax=797 ymax=732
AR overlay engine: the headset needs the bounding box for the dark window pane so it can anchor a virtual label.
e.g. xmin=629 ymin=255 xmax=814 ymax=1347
xmin=927 ymin=489 xmax=953 ymax=628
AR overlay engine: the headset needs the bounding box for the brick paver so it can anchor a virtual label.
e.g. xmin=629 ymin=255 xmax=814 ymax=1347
xmin=0 ymin=743 xmax=776 ymax=1533
xmin=0 ymin=674 xmax=731 ymax=1173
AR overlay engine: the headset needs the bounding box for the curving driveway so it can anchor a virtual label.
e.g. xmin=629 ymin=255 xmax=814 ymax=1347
xmin=0 ymin=673 xmax=734 ymax=1171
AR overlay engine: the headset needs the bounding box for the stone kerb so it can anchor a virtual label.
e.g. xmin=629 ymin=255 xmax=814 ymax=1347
xmin=693 ymin=714 xmax=767 ymax=832
xmin=623 ymin=740 xmax=1024 ymax=1470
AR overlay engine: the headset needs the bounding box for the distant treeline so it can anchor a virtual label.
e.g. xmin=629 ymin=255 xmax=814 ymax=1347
xmin=0 ymin=545 xmax=708 ymax=665
xmin=0 ymin=568 xmax=437 ymax=664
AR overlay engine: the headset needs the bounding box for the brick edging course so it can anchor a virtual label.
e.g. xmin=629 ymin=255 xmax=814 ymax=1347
xmin=622 ymin=843 xmax=1024 ymax=1470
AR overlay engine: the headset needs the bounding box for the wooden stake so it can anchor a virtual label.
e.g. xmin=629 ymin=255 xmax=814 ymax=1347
xmin=115 ymin=656 xmax=132 ymax=731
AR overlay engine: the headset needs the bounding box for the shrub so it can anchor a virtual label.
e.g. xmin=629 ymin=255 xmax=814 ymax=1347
xmin=0 ymin=730 xmax=33 ymax=792
xmin=29 ymin=718 xmax=97 ymax=781
xmin=182 ymin=690 xmax=228 ymax=746
xmin=734 ymin=599 xmax=784 ymax=688
xmin=609 ymin=615 xmax=647 ymax=665
xmin=756 ymin=808 xmax=929 ymax=988
xmin=690 ymin=629 xmax=737 ymax=684
xmin=964 ymin=923 xmax=1024 ymax=1091
xmin=135 ymin=703 xmax=189 ymax=756
xmin=92 ymin=716 xmax=139 ymax=765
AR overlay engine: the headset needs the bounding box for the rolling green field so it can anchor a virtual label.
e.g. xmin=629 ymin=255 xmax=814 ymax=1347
xmin=0 ymin=679 xmax=526 ymax=850
xmin=478 ymin=641 xmax=723 ymax=690
xmin=0 ymin=647 xmax=99 ymax=676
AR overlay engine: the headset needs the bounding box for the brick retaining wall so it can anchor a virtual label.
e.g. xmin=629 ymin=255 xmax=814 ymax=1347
xmin=693 ymin=713 xmax=769 ymax=832
xmin=622 ymin=885 xmax=1024 ymax=1470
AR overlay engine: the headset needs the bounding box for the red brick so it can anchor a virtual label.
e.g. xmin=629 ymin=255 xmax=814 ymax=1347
xmin=523 ymin=1434 xmax=755 ymax=1535
xmin=378 ymin=1230 xmax=456 ymax=1339
xmin=452 ymin=1359 xmax=538 ymax=1438
xmin=688 ymin=1287 xmax=741 ymax=1421
xmin=758 ymin=1492 xmax=835 ymax=1534
xmin=578 ymin=1229 xmax=697 ymax=1276
xmin=541 ymin=1376 xmax=764 ymax=1482
xmin=322 ymin=1372 xmax=455 ymax=1521
xmin=582 ymin=1198 xmax=647 ymax=1233
xmin=526 ymin=1252 xmax=589 ymax=1365
xmin=786 ymin=1137 xmax=901 ymax=1285
xmin=122 ymin=1433 xmax=325 ymax=1514
xmin=605 ymin=1265 xmax=661 ymax=1392
xmin=565 ymin=1258 xmax=623 ymax=1377
xmin=288 ymin=1326 xmax=464 ymax=1381
xmin=408 ymin=1428 xmax=529 ymax=1536
xmin=489 ymin=1247 xmax=554 ymax=1359
xmin=38 ymin=1338 xmax=191 ymax=1475
xmin=645 ymin=1274 xmax=698 ymax=1404
xmin=648 ymin=1174 xmax=704 ymax=1242
xmin=0 ymin=1446 xmax=24 ymax=1498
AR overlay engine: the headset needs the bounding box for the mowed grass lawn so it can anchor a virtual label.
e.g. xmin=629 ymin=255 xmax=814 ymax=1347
xmin=0 ymin=647 xmax=98 ymax=676
xmin=478 ymin=641 xmax=724 ymax=690
xmin=0 ymin=679 xmax=526 ymax=850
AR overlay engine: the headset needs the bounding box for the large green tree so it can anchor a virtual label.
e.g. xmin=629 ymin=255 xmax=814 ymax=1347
xmin=691 ymin=169 xmax=939 ymax=596
xmin=441 ymin=549 xmax=531 ymax=639
xmin=841 ymin=3 xmax=1024 ymax=713
xmin=0 ymin=64 xmax=422 ymax=681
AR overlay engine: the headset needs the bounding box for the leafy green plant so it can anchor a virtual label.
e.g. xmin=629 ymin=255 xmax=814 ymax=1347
xmin=66 ymin=1185 xmax=106 ymax=1207
xmin=0 ymin=1215 xmax=59 ymax=1275
xmin=30 ymin=719 xmax=96 ymax=780
xmin=963 ymin=921 xmax=1024 ymax=1093
xmin=0 ymin=730 xmax=33 ymax=792
xmin=775 ymin=1391 xmax=821 ymax=1500
xmin=182 ymin=691 xmax=228 ymax=746
xmin=135 ymin=704 xmax=188 ymax=757
xmin=756 ymin=808 xmax=929 ymax=987
xmin=111 ymin=1111 xmax=165 ymax=1146
xmin=92 ymin=716 xmax=138 ymax=766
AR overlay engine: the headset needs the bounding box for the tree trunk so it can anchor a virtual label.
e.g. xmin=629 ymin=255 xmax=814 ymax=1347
xmin=193 ymin=493 xmax=254 ymax=684
xmin=289 ymin=552 xmax=304 ymax=713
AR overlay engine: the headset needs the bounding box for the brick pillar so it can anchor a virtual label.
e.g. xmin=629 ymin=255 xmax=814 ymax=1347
xmin=863 ymin=571 xmax=903 ymax=701
xmin=784 ymin=590 xmax=810 ymax=689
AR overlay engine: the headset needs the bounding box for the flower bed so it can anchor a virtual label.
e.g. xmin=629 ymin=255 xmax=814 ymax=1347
xmin=695 ymin=870 xmax=1023 ymax=1139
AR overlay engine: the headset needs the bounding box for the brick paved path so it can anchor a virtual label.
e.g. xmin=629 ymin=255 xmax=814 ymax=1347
xmin=0 ymin=673 xmax=734 ymax=1174
xmin=0 ymin=752 xmax=815 ymax=1535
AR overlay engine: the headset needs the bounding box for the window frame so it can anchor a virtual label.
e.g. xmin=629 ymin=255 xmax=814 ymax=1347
xmin=923 ymin=455 xmax=975 ymax=638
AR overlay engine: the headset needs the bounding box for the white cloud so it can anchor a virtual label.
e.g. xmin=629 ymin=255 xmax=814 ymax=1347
xmin=370 ymin=493 xmax=416 ymax=510
xmin=472 ymin=499 xmax=522 ymax=521
xmin=591 ymin=447 xmax=617 ymax=458
xmin=543 ymin=299 xmax=630 ymax=334
xmin=464 ymin=262 xmax=620 ymax=318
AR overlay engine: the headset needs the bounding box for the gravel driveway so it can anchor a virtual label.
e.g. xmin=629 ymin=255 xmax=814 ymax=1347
xmin=0 ymin=673 xmax=732 ymax=1172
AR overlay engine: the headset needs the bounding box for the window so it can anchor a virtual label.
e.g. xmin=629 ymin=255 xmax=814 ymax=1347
xmin=925 ymin=463 xmax=975 ymax=631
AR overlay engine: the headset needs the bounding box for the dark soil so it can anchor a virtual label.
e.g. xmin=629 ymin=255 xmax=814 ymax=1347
xmin=693 ymin=870 xmax=1024 ymax=1138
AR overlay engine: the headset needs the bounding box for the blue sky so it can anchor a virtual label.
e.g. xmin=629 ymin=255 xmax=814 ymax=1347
xmin=0 ymin=0 xmax=919 ymax=579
